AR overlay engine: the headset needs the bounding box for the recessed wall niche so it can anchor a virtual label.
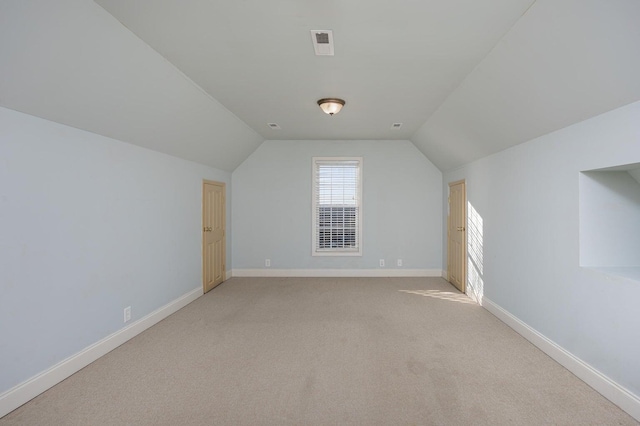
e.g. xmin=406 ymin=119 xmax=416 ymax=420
xmin=579 ymin=163 xmax=640 ymax=281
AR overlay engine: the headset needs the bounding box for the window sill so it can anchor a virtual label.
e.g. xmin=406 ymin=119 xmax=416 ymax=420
xmin=312 ymin=251 xmax=362 ymax=257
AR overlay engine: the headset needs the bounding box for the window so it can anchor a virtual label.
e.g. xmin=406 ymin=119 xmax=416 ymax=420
xmin=312 ymin=157 xmax=362 ymax=256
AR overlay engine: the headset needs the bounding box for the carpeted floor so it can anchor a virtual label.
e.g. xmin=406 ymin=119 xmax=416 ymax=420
xmin=1 ymin=277 xmax=637 ymax=425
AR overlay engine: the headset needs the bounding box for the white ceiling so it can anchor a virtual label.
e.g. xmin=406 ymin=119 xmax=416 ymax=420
xmin=412 ymin=0 xmax=640 ymax=170
xmin=94 ymin=0 xmax=534 ymax=143
xmin=1 ymin=0 xmax=640 ymax=172
xmin=0 ymin=0 xmax=262 ymax=172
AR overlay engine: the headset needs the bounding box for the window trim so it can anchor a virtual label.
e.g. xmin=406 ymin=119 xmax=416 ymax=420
xmin=311 ymin=157 xmax=363 ymax=256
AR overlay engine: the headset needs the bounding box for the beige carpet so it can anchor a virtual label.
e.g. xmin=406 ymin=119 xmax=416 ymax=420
xmin=1 ymin=277 xmax=637 ymax=425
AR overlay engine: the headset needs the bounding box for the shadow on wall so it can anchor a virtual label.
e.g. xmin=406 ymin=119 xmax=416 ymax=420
xmin=467 ymin=201 xmax=484 ymax=304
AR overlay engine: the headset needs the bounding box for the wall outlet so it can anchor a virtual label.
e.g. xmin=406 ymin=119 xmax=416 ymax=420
xmin=265 ymin=259 xmax=271 ymax=267
xmin=379 ymin=259 xmax=385 ymax=267
xmin=397 ymin=259 xmax=403 ymax=267
xmin=123 ymin=306 xmax=131 ymax=323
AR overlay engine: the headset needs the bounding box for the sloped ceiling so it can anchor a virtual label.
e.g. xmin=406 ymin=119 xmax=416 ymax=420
xmin=412 ymin=0 xmax=640 ymax=171
xmin=1 ymin=1 xmax=640 ymax=172
xmin=93 ymin=0 xmax=534 ymax=144
xmin=0 ymin=0 xmax=262 ymax=172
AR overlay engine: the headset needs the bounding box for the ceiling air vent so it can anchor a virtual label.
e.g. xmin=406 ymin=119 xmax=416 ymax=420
xmin=267 ymin=123 xmax=281 ymax=130
xmin=310 ymin=30 xmax=334 ymax=56
xmin=391 ymin=123 xmax=403 ymax=129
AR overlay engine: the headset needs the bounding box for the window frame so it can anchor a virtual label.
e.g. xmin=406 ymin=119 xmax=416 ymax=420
xmin=311 ymin=157 xmax=363 ymax=257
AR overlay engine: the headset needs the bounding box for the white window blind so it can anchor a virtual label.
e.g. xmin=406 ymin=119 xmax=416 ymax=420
xmin=312 ymin=157 xmax=362 ymax=256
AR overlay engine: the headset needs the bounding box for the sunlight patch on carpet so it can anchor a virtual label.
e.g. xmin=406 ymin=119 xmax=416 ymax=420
xmin=399 ymin=290 xmax=476 ymax=304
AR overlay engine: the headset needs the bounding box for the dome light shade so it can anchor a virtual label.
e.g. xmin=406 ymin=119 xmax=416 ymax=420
xmin=317 ymin=98 xmax=345 ymax=115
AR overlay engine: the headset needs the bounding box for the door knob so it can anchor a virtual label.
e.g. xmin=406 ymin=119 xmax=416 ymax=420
xmin=457 ymin=226 xmax=465 ymax=231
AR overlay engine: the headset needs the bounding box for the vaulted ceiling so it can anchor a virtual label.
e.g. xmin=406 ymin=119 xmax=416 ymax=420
xmin=1 ymin=0 xmax=639 ymax=172
xmin=93 ymin=0 xmax=534 ymax=143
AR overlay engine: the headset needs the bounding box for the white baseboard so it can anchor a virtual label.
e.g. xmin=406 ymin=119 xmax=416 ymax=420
xmin=0 ymin=287 xmax=203 ymax=418
xmin=483 ymin=297 xmax=640 ymax=422
xmin=231 ymin=268 xmax=444 ymax=278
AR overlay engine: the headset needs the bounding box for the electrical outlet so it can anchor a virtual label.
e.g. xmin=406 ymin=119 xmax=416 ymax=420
xmin=379 ymin=259 xmax=385 ymax=267
xmin=397 ymin=259 xmax=403 ymax=267
xmin=265 ymin=259 xmax=271 ymax=267
xmin=123 ymin=306 xmax=131 ymax=323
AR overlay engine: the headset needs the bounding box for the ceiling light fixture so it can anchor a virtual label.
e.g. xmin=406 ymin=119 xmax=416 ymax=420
xmin=317 ymin=98 xmax=345 ymax=116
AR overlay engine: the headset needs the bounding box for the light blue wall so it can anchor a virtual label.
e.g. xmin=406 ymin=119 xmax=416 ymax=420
xmin=232 ymin=140 xmax=442 ymax=271
xmin=443 ymin=101 xmax=640 ymax=396
xmin=0 ymin=107 xmax=231 ymax=393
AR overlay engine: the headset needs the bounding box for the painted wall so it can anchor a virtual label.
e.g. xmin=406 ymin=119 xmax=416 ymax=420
xmin=0 ymin=107 xmax=231 ymax=394
xmin=442 ymin=101 xmax=640 ymax=396
xmin=232 ymin=140 xmax=442 ymax=272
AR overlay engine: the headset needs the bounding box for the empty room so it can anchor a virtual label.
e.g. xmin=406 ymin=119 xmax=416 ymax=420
xmin=1 ymin=0 xmax=639 ymax=424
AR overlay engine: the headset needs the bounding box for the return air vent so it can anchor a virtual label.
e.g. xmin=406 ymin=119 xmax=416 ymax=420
xmin=310 ymin=30 xmax=334 ymax=56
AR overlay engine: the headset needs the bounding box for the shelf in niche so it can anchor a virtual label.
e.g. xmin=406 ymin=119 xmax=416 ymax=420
xmin=587 ymin=267 xmax=640 ymax=282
